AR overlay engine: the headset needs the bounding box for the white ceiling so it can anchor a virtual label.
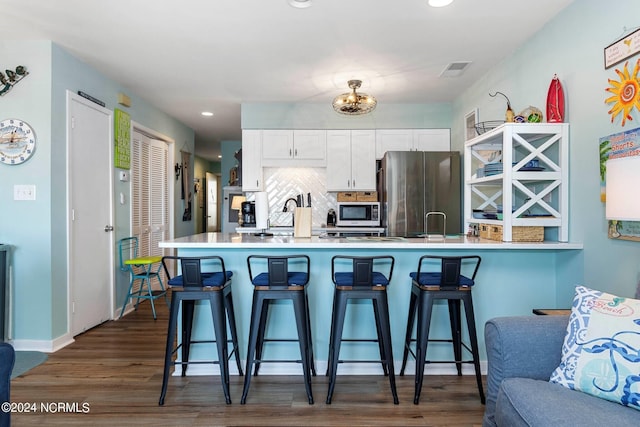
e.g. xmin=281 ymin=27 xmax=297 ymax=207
xmin=2 ymin=0 xmax=574 ymax=161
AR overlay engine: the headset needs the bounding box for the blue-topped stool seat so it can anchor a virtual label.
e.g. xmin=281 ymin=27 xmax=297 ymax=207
xmin=400 ymin=255 xmax=485 ymax=405
xmin=167 ymin=271 xmax=232 ymax=287
xmin=118 ymin=236 xmax=168 ymax=320
xmin=241 ymin=255 xmax=315 ymax=404
xmin=326 ymin=255 xmax=398 ymax=404
xmin=158 ymin=255 xmax=243 ymax=406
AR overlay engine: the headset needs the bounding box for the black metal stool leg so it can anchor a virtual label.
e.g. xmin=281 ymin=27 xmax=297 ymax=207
xmin=209 ymin=293 xmax=231 ymax=404
xmin=293 ymin=293 xmax=314 ymax=404
xmin=374 ymin=293 xmax=399 ymax=404
xmin=326 ymin=291 xmax=348 ymax=404
xmin=325 ymin=289 xmax=338 ymax=377
xmin=372 ymin=298 xmax=389 ymax=376
xmin=181 ymin=300 xmax=196 ymax=377
xmin=305 ymin=291 xmax=317 ymax=376
xmin=159 ymin=293 xmax=181 ymax=406
xmin=241 ymin=291 xmax=263 ymax=404
xmin=224 ymin=289 xmax=244 ymax=376
xmin=253 ymin=299 xmax=270 ymax=376
xmin=448 ymin=299 xmax=463 ymax=376
xmin=414 ymin=292 xmax=435 ymax=405
xmin=400 ymin=289 xmax=418 ymax=376
xmin=463 ymin=292 xmax=485 ymax=404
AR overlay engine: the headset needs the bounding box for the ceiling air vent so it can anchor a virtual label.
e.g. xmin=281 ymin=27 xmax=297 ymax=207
xmin=439 ymin=61 xmax=472 ymax=78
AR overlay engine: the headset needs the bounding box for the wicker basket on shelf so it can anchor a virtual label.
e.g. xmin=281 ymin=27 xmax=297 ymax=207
xmin=479 ymin=223 xmax=543 ymax=242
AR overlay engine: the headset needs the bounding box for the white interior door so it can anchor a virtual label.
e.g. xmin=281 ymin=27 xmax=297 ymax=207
xmin=68 ymin=92 xmax=114 ymax=336
xmin=206 ymin=172 xmax=218 ymax=231
xmin=132 ymin=132 xmax=169 ymax=280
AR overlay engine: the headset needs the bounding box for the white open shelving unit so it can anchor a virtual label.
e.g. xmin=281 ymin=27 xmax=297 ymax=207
xmin=464 ymin=123 xmax=569 ymax=242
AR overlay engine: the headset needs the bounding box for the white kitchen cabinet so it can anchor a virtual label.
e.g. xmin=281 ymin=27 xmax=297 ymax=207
xmin=375 ymin=129 xmax=413 ymax=155
xmin=242 ymin=129 xmax=263 ymax=191
xmin=293 ymin=130 xmax=327 ymax=160
xmin=261 ymin=129 xmax=326 ymax=167
xmin=261 ymin=130 xmax=293 ymax=161
xmin=326 ymin=130 xmax=376 ymax=191
xmin=375 ymin=128 xmax=450 ymax=159
xmin=413 ymin=129 xmax=451 ymax=151
xmin=463 ymin=123 xmax=569 ymax=242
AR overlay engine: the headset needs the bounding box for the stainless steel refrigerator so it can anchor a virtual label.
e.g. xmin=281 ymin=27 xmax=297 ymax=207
xmin=378 ymin=151 xmax=461 ymax=237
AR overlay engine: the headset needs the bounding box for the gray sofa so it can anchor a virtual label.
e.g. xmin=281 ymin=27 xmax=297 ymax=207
xmin=483 ymin=315 xmax=640 ymax=427
xmin=0 ymin=342 xmax=14 ymax=427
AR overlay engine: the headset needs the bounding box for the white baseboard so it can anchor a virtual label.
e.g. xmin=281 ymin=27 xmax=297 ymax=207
xmin=10 ymin=333 xmax=75 ymax=353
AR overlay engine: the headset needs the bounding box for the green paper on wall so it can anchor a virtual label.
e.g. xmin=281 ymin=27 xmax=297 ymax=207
xmin=114 ymin=108 xmax=131 ymax=169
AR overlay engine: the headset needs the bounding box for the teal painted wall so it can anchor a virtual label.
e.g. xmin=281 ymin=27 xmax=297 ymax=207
xmin=0 ymin=41 xmax=53 ymax=341
xmin=0 ymin=41 xmax=197 ymax=344
xmin=452 ymin=0 xmax=640 ymax=304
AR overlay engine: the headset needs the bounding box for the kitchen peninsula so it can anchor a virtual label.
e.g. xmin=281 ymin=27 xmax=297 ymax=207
xmin=159 ymin=233 xmax=583 ymax=376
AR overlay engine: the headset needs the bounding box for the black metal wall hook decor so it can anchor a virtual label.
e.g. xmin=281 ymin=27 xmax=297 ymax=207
xmin=174 ymin=163 xmax=182 ymax=180
xmin=0 ymin=65 xmax=29 ymax=96
xmin=489 ymin=91 xmax=514 ymax=122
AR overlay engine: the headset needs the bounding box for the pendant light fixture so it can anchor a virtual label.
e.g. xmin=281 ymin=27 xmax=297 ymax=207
xmin=332 ymin=80 xmax=377 ymax=115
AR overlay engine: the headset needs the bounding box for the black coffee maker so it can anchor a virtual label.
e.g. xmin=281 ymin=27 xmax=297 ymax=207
xmin=241 ymin=201 xmax=256 ymax=227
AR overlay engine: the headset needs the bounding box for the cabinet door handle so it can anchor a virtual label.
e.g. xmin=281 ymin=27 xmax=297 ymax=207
xmin=294 ymin=148 xmax=298 ymax=156
xmin=289 ymin=148 xmax=292 ymax=157
xmin=256 ymin=180 xmax=259 ymax=187
xmin=352 ymin=179 xmax=355 ymax=187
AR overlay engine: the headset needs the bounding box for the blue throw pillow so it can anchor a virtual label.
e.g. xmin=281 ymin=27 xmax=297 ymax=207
xmin=550 ymin=285 xmax=640 ymax=410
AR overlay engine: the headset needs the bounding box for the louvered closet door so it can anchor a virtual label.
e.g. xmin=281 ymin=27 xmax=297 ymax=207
xmin=132 ymin=133 xmax=169 ymax=289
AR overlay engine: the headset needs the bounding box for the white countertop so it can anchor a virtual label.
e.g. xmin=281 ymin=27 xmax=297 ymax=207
xmin=160 ymin=232 xmax=583 ymax=250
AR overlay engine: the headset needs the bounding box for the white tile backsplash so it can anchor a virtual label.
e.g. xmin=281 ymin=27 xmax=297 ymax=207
xmin=245 ymin=168 xmax=337 ymax=227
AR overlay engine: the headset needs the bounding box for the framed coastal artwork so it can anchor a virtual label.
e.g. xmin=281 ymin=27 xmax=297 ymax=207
xmin=604 ymin=27 xmax=640 ymax=69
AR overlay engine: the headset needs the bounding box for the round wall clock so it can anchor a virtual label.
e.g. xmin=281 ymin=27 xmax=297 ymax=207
xmin=0 ymin=118 xmax=36 ymax=165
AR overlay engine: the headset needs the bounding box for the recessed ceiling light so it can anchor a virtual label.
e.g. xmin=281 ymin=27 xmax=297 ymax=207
xmin=288 ymin=0 xmax=312 ymax=9
xmin=428 ymin=0 xmax=453 ymax=7
xmin=201 ymin=111 xmax=214 ymax=117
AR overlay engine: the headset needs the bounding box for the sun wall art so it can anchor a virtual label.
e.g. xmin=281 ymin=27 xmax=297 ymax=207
xmin=605 ymin=59 xmax=640 ymax=126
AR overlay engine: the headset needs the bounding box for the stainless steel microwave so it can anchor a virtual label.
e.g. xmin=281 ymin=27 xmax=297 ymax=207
xmin=336 ymin=202 xmax=380 ymax=227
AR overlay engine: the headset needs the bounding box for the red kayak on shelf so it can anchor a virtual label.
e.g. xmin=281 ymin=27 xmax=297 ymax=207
xmin=546 ymin=74 xmax=565 ymax=123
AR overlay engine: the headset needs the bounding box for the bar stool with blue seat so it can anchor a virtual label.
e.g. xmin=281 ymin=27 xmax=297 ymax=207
xmin=118 ymin=236 xmax=168 ymax=320
xmin=399 ymin=255 xmax=485 ymax=405
xmin=158 ymin=255 xmax=243 ymax=406
xmin=326 ymin=255 xmax=398 ymax=404
xmin=241 ymin=255 xmax=315 ymax=404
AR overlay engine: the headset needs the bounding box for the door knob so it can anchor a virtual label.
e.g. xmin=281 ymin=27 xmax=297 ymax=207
xmin=104 ymin=225 xmax=114 ymax=232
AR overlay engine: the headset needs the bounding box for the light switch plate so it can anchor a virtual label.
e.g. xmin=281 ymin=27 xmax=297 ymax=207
xmin=14 ymin=184 xmax=36 ymax=201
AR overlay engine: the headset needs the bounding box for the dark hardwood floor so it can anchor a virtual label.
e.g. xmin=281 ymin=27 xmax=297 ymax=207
xmin=10 ymin=299 xmax=485 ymax=426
